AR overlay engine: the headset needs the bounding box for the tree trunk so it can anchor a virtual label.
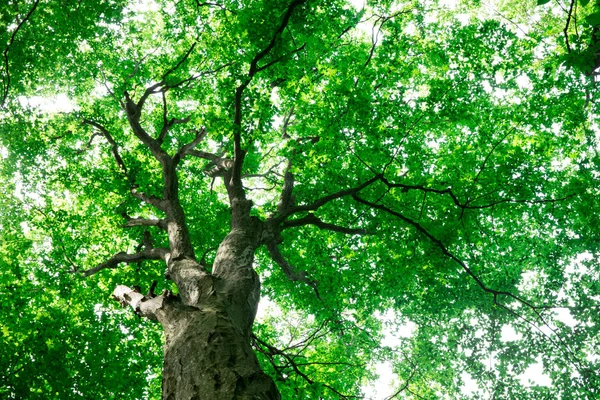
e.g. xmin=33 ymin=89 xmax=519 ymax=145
xmin=157 ymin=206 xmax=280 ymax=399
xmin=105 ymin=105 xmax=281 ymax=398
xmin=160 ymin=305 xmax=279 ymax=400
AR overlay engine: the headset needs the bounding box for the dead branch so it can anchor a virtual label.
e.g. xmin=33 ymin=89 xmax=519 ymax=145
xmin=113 ymin=284 xmax=166 ymax=321
xmin=124 ymin=217 xmax=168 ymax=230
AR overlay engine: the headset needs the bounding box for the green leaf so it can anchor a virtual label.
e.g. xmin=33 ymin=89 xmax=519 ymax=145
xmin=586 ymin=11 xmax=600 ymax=25
xmin=580 ymin=0 xmax=590 ymax=7
xmin=1 ymin=1 xmax=599 ymax=399
xmin=536 ymin=0 xmax=551 ymax=5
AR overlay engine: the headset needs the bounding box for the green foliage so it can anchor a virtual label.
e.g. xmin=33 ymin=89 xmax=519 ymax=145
xmin=1 ymin=0 xmax=600 ymax=398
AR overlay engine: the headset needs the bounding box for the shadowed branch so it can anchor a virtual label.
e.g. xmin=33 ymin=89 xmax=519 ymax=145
xmin=1 ymin=0 xmax=41 ymax=107
xmin=282 ymin=213 xmax=371 ymax=235
xmin=231 ymin=0 xmax=308 ymax=198
xmin=252 ymin=333 xmax=362 ymax=399
xmin=80 ymin=247 xmax=169 ymax=277
xmin=266 ymin=241 xmax=321 ymax=299
xmin=352 ymin=193 xmax=587 ymax=372
xmin=175 ymin=127 xmax=208 ymax=163
xmin=81 ymin=118 xmax=131 ymax=179
xmin=284 ymin=174 xmax=382 ymax=217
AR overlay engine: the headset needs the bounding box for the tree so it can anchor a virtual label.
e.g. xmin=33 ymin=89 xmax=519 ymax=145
xmin=1 ymin=0 xmax=600 ymax=398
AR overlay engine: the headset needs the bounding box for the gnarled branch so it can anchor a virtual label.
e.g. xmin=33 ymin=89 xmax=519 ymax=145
xmin=175 ymin=127 xmax=208 ymax=163
xmin=80 ymin=247 xmax=168 ymax=277
xmin=113 ymin=284 xmax=166 ymax=321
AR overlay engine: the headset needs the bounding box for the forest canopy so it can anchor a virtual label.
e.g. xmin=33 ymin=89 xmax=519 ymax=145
xmin=1 ymin=0 xmax=600 ymax=398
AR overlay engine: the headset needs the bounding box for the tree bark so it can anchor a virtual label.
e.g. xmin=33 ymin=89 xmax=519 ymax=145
xmin=155 ymin=202 xmax=279 ymax=399
xmin=160 ymin=303 xmax=279 ymax=400
xmin=106 ymin=79 xmax=283 ymax=399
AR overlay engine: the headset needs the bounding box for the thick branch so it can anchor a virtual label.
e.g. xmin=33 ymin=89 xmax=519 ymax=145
xmin=80 ymin=248 xmax=169 ymax=277
xmin=187 ymin=151 xmax=234 ymax=177
xmin=124 ymin=217 xmax=168 ymax=230
xmin=175 ymin=127 xmax=207 ymax=164
xmin=131 ymin=188 xmax=166 ymax=210
xmin=124 ymin=90 xmax=170 ymax=163
xmin=186 ymin=149 xmax=221 ymax=162
xmin=113 ymin=285 xmax=166 ymax=321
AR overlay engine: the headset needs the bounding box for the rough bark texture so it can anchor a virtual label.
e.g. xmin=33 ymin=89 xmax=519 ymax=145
xmin=114 ymin=216 xmax=280 ymax=399
xmin=160 ymin=305 xmax=279 ymax=400
xmin=158 ymin=207 xmax=279 ymax=399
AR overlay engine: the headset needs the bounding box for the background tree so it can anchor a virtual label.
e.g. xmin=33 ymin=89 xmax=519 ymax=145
xmin=1 ymin=0 xmax=600 ymax=398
